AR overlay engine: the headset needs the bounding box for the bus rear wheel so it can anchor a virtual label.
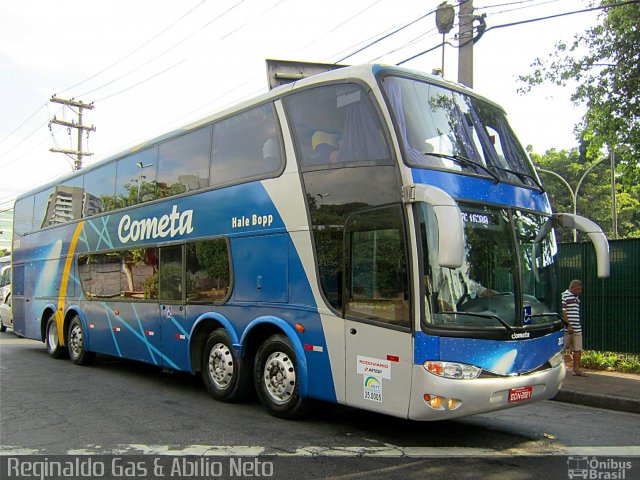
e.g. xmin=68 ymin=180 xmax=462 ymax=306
xmin=201 ymin=329 xmax=251 ymax=402
xmin=68 ymin=316 xmax=95 ymax=366
xmin=254 ymin=334 xmax=309 ymax=419
xmin=45 ymin=315 xmax=68 ymax=359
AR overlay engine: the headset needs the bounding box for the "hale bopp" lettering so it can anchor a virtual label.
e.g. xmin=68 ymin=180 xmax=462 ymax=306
xmin=118 ymin=205 xmax=194 ymax=244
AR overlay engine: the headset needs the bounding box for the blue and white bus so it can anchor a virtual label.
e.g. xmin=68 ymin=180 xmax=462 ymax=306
xmin=11 ymin=62 xmax=609 ymax=420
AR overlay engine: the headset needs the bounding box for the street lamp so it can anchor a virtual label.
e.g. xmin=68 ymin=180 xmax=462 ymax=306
xmin=537 ymin=157 xmax=609 ymax=242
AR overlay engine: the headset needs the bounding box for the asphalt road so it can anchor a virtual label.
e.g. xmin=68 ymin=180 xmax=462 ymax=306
xmin=1 ymin=333 xmax=638 ymax=479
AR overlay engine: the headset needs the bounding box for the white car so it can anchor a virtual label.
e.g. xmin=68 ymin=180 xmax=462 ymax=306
xmin=0 ymin=289 xmax=12 ymax=332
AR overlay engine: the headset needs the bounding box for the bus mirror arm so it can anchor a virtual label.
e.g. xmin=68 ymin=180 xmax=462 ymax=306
xmin=403 ymin=184 xmax=465 ymax=269
xmin=553 ymin=213 xmax=610 ymax=278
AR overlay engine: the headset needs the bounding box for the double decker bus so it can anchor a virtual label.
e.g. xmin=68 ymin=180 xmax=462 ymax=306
xmin=11 ymin=62 xmax=609 ymax=420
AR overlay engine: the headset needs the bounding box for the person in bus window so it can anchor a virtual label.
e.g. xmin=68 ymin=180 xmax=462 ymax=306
xmin=310 ymin=131 xmax=340 ymax=164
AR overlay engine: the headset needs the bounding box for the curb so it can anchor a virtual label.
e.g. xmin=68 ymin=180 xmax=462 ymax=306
xmin=553 ymin=390 xmax=640 ymax=414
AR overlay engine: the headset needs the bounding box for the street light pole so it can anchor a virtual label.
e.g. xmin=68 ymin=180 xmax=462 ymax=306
xmin=537 ymin=157 xmax=608 ymax=242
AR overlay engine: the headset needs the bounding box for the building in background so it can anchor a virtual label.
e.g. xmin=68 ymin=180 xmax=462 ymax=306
xmin=0 ymin=210 xmax=12 ymax=253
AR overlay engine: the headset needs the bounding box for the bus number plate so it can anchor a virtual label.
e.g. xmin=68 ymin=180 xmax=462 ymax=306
xmin=508 ymin=386 xmax=533 ymax=403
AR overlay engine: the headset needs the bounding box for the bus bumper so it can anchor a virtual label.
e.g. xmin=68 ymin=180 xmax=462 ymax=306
xmin=407 ymin=361 xmax=565 ymax=421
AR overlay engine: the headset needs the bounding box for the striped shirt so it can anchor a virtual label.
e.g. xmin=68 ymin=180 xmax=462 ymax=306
xmin=561 ymin=289 xmax=582 ymax=334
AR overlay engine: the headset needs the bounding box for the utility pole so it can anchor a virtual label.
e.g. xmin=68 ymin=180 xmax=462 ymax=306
xmin=49 ymin=96 xmax=95 ymax=171
xmin=458 ymin=0 xmax=474 ymax=87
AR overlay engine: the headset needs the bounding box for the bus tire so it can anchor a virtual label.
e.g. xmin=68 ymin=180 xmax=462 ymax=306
xmin=45 ymin=315 xmax=68 ymax=359
xmin=67 ymin=316 xmax=95 ymax=366
xmin=254 ymin=334 xmax=309 ymax=419
xmin=201 ymin=329 xmax=251 ymax=402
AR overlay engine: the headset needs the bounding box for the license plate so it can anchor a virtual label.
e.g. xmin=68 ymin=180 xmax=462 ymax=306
xmin=508 ymin=386 xmax=533 ymax=403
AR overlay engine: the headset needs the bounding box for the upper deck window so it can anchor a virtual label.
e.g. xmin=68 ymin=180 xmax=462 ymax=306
xmin=157 ymin=126 xmax=211 ymax=198
xmin=284 ymin=83 xmax=392 ymax=170
xmin=211 ymin=104 xmax=283 ymax=187
xmin=381 ymin=75 xmax=539 ymax=187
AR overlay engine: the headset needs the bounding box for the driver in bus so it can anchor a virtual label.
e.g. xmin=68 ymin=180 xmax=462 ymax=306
xmin=434 ymin=265 xmax=497 ymax=312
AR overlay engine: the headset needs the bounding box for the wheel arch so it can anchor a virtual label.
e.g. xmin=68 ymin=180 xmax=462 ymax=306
xmin=40 ymin=304 xmax=58 ymax=343
xmin=189 ymin=312 xmax=239 ymax=374
xmin=241 ymin=316 xmax=309 ymax=398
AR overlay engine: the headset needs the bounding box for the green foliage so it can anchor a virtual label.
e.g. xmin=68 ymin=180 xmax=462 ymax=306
xmin=529 ymin=147 xmax=640 ymax=240
xmin=519 ymin=1 xmax=640 ymax=233
xmin=581 ymin=351 xmax=640 ymax=374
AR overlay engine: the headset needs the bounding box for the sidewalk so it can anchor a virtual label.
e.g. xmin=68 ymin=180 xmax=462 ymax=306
xmin=553 ymin=367 xmax=640 ymax=414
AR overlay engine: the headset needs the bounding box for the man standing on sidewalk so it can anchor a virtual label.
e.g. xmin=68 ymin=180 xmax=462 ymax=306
xmin=562 ymin=279 xmax=586 ymax=376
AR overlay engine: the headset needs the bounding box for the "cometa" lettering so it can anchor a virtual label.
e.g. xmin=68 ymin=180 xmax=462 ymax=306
xmin=118 ymin=205 xmax=194 ymax=244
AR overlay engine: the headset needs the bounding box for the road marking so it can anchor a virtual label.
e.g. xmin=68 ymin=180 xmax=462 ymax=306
xmin=4 ymin=445 xmax=637 ymax=457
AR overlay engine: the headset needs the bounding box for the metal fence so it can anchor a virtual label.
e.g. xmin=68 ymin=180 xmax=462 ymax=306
xmin=557 ymin=239 xmax=640 ymax=354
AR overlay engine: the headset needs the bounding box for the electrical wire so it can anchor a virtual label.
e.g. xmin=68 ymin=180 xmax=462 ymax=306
xmin=484 ymin=0 xmax=640 ymax=34
xmin=335 ymin=7 xmax=439 ymax=63
xmin=78 ymin=0 xmax=248 ymax=98
xmin=93 ymin=0 xmax=285 ymax=103
xmin=60 ymin=0 xmax=208 ymax=96
xmin=0 ymin=103 xmax=47 ymax=146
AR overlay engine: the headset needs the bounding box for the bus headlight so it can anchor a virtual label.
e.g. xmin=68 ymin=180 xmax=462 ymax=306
xmin=423 ymin=361 xmax=482 ymax=380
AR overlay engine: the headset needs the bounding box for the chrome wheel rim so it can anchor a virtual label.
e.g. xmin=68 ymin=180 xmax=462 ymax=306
xmin=207 ymin=342 xmax=234 ymax=389
xmin=263 ymin=351 xmax=296 ymax=405
xmin=47 ymin=321 xmax=58 ymax=353
xmin=69 ymin=323 xmax=83 ymax=358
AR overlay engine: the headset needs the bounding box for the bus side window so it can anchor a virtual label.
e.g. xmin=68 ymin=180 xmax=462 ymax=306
xmin=159 ymin=245 xmax=183 ymax=303
xmin=186 ymin=239 xmax=231 ymax=304
xmin=211 ymin=104 xmax=283 ymax=187
xmin=284 ymin=83 xmax=391 ymax=169
xmin=13 ymin=196 xmax=34 ymax=236
xmin=344 ymin=204 xmax=410 ymax=328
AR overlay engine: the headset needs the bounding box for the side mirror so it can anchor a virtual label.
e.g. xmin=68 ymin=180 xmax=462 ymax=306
xmin=403 ymin=184 xmax=464 ymax=268
xmin=553 ymin=213 xmax=610 ymax=278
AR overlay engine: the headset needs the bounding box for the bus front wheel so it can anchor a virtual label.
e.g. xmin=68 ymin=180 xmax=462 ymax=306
xmin=201 ymin=329 xmax=251 ymax=402
xmin=254 ymin=334 xmax=308 ymax=419
xmin=45 ymin=315 xmax=68 ymax=359
xmin=68 ymin=316 xmax=95 ymax=366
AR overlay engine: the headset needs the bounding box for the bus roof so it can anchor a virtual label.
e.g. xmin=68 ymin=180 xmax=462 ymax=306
xmin=17 ymin=63 xmax=506 ymax=201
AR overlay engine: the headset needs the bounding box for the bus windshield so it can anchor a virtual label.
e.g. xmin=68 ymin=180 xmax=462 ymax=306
xmin=419 ymin=203 xmax=560 ymax=331
xmin=381 ymin=75 xmax=540 ymax=188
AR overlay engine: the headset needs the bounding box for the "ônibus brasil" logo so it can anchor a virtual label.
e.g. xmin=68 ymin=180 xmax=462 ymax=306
xmin=118 ymin=205 xmax=194 ymax=244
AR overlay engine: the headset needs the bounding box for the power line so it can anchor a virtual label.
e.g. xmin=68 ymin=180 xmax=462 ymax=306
xmin=60 ymin=0 xmax=208 ymax=96
xmin=484 ymin=0 xmax=640 ymax=33
xmin=78 ymin=0 xmax=248 ymax=99
xmin=397 ymin=0 xmax=640 ymax=66
xmin=94 ymin=0 xmax=285 ymax=103
xmin=0 ymin=103 xmax=47 ymax=146
xmin=335 ymin=7 xmax=439 ymax=63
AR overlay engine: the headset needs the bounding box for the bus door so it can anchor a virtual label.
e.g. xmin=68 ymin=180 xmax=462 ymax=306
xmin=11 ymin=264 xmax=25 ymax=337
xmin=343 ymin=206 xmax=413 ymax=417
xmin=158 ymin=245 xmax=190 ymax=371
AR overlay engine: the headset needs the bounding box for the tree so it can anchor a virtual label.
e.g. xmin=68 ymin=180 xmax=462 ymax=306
xmin=519 ymin=1 xmax=640 ymax=238
xmin=530 ymin=147 xmax=640 ymax=241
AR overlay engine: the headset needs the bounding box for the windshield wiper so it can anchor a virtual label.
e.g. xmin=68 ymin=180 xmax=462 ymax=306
xmin=493 ymin=166 xmax=544 ymax=191
xmin=424 ymin=152 xmax=500 ymax=182
xmin=438 ymin=311 xmax=514 ymax=331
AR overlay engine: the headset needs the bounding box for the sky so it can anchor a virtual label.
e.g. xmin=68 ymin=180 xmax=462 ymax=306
xmin=0 ymin=0 xmax=601 ymax=222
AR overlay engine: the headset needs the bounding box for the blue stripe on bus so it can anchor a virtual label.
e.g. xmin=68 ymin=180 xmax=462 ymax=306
xmin=411 ymin=169 xmax=551 ymax=213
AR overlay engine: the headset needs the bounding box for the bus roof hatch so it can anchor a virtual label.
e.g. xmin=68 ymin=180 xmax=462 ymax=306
xmin=266 ymin=59 xmax=347 ymax=90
